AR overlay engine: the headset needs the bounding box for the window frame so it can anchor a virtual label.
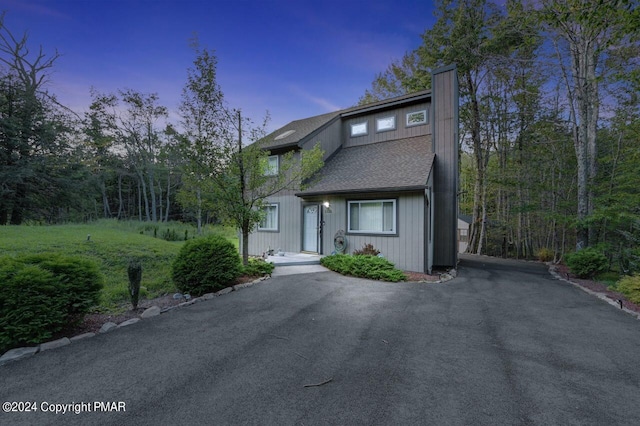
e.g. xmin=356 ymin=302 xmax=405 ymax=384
xmin=406 ymin=109 xmax=428 ymax=127
xmin=376 ymin=115 xmax=396 ymax=133
xmin=347 ymin=199 xmax=398 ymax=236
xmin=350 ymin=121 xmax=368 ymax=137
xmin=258 ymin=202 xmax=279 ymax=232
xmin=264 ymin=154 xmax=279 ymax=176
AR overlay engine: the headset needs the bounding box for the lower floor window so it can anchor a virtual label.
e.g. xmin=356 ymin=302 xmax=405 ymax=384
xmin=348 ymin=199 xmax=396 ymax=234
xmin=258 ymin=203 xmax=279 ymax=231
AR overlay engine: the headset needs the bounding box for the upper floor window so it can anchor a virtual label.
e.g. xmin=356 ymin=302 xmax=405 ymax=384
xmin=406 ymin=109 xmax=428 ymax=127
xmin=350 ymin=122 xmax=368 ymax=137
xmin=263 ymin=155 xmax=279 ymax=176
xmin=376 ymin=116 xmax=396 ymax=132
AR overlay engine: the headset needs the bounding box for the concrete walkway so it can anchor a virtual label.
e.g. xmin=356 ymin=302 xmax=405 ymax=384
xmin=265 ymin=251 xmax=322 ymax=266
xmin=264 ymin=251 xmax=327 ymax=276
xmin=271 ymin=264 xmax=329 ymax=276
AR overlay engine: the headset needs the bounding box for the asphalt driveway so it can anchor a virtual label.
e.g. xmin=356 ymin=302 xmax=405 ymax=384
xmin=1 ymin=255 xmax=639 ymax=425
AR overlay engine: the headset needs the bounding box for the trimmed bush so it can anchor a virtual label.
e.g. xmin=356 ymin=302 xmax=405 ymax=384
xmin=617 ymin=274 xmax=640 ymax=304
xmin=0 ymin=254 xmax=103 ymax=352
xmin=171 ymin=235 xmax=242 ymax=295
xmin=243 ymin=258 xmax=275 ymax=277
xmin=565 ymin=248 xmax=609 ymax=278
xmin=321 ymin=254 xmax=407 ymax=282
xmin=127 ymin=260 xmax=142 ymax=309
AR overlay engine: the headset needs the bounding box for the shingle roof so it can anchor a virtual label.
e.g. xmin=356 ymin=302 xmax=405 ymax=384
xmin=258 ymin=90 xmax=431 ymax=151
xmin=297 ymin=135 xmax=434 ymax=196
xmin=260 ymin=111 xmax=340 ymax=150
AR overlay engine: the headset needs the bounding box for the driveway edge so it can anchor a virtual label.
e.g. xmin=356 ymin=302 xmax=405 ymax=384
xmin=0 ymin=275 xmax=272 ymax=366
xmin=548 ymin=265 xmax=640 ymax=321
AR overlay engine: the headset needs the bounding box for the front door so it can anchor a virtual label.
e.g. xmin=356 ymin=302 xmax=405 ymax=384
xmin=303 ymin=204 xmax=320 ymax=253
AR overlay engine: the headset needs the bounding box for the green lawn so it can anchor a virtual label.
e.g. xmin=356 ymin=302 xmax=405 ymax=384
xmin=0 ymin=220 xmax=238 ymax=310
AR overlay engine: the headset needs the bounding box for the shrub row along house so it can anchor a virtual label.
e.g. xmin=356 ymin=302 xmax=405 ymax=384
xmin=242 ymin=65 xmax=459 ymax=274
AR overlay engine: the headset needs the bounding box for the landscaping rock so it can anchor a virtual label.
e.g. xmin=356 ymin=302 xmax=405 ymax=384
xmin=99 ymin=322 xmax=118 ymax=333
xmin=216 ymin=287 xmax=233 ymax=296
xmin=440 ymin=273 xmax=453 ymax=282
xmin=0 ymin=346 xmax=39 ymax=366
xmin=39 ymin=338 xmax=71 ymax=352
xmin=70 ymin=332 xmax=95 ymax=342
xmin=118 ymin=318 xmax=140 ymax=328
xmin=173 ymin=293 xmax=183 ymax=299
xmin=201 ymin=293 xmax=216 ymax=300
xmin=233 ymin=283 xmax=248 ymax=291
xmin=141 ymin=306 xmax=161 ymax=318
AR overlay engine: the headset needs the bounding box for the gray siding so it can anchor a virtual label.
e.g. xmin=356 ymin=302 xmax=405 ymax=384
xmin=431 ymin=65 xmax=459 ymax=267
xmin=343 ymin=103 xmax=431 ymax=148
xmin=310 ymin=192 xmax=426 ymax=272
xmin=246 ymin=74 xmax=458 ymax=271
xmin=246 ymin=190 xmax=302 ymax=256
xmin=245 ymin=150 xmax=305 ymax=256
xmin=300 ymin=118 xmax=342 ymax=160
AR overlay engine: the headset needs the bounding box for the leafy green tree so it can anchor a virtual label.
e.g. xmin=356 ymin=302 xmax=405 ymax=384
xmin=540 ymin=0 xmax=639 ymax=249
xmin=0 ymin=13 xmax=90 ymax=224
xmin=86 ymin=88 xmax=171 ymax=222
xmin=360 ymin=0 xmax=537 ymax=255
xmin=177 ymin=45 xmax=324 ymax=264
xmin=175 ymin=42 xmax=229 ymax=234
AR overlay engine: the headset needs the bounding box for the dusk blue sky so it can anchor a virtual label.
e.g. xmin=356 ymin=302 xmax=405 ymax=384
xmin=2 ymin=0 xmax=437 ymax=132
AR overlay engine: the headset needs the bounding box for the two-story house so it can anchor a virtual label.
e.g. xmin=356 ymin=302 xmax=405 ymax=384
xmin=243 ymin=65 xmax=459 ymax=273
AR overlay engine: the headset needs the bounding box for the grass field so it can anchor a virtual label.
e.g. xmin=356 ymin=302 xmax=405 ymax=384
xmin=0 ymin=220 xmax=238 ymax=311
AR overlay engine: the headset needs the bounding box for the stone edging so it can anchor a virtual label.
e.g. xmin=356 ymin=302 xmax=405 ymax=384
xmin=0 ymin=276 xmax=271 ymax=367
xmin=548 ymin=265 xmax=640 ymax=321
xmin=413 ymin=268 xmax=457 ymax=284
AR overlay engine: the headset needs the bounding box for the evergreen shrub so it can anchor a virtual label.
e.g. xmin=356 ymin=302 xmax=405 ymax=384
xmin=243 ymin=258 xmax=275 ymax=277
xmin=566 ymin=248 xmax=609 ymax=278
xmin=127 ymin=260 xmax=142 ymax=309
xmin=321 ymin=254 xmax=407 ymax=282
xmin=617 ymin=275 xmax=640 ymax=304
xmin=0 ymin=254 xmax=103 ymax=352
xmin=171 ymin=235 xmax=242 ymax=295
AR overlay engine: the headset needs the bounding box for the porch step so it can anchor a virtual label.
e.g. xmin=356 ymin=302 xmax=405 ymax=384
xmin=266 ymin=252 xmax=322 ymax=266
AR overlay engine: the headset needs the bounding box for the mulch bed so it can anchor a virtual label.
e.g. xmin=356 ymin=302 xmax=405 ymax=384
xmin=554 ymin=264 xmax=640 ymax=314
xmin=404 ymin=271 xmax=444 ymax=282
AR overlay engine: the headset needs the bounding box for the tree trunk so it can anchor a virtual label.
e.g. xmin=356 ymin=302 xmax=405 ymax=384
xmin=100 ymin=179 xmax=111 ymax=218
xmin=466 ymin=71 xmax=484 ymax=255
xmin=137 ymin=178 xmax=143 ymax=221
xmin=9 ymin=183 xmax=26 ymax=225
xmin=164 ymin=173 xmax=171 ymax=222
xmin=242 ymin=219 xmax=250 ymax=266
xmin=196 ymin=188 xmax=203 ymax=235
xmin=136 ymin=169 xmax=151 ymax=221
xmin=117 ymin=174 xmax=124 ymax=219
xmin=147 ymin=167 xmax=157 ymax=222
